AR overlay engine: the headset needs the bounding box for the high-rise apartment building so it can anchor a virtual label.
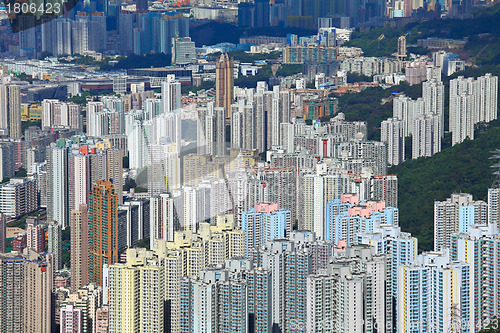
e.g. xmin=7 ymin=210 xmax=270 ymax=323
xmin=356 ymin=223 xmax=418 ymax=327
xmin=241 ymin=202 xmax=291 ymax=256
xmin=488 ymin=187 xmax=500 ymax=225
xmin=230 ymin=103 xmax=246 ymax=150
xmin=249 ymin=232 xmax=334 ymax=332
xmin=60 ymin=283 xmax=103 ymax=333
xmin=381 ymin=117 xmax=404 ymax=166
xmin=180 ymin=258 xmax=272 ymax=333
xmin=392 ymin=95 xmax=425 ymax=137
xmin=26 ymin=217 xmax=44 ymax=253
xmin=326 ymin=194 xmax=398 ymax=246
xmin=0 ymin=84 xmax=21 ymax=138
xmin=371 ymin=174 xmax=398 ymax=208
xmin=165 ymin=216 xmax=245 ymax=278
xmin=161 ymin=75 xmax=181 ymax=114
xmin=307 ymin=246 xmax=392 ymax=333
xmin=434 ymin=193 xmax=487 ymax=251
xmin=397 ymin=250 xmax=472 ymax=333
xmin=148 ymin=142 xmax=181 ymax=196
xmin=150 ymin=193 xmax=178 ymax=249
xmin=216 ymin=54 xmax=234 ymax=118
xmin=412 ymin=114 xmax=441 ymax=159
xmin=60 ymin=304 xmax=83 ymax=333
xmin=449 ymin=74 xmax=498 ymax=145
xmin=68 ymin=149 xmax=92 ymax=215
xmin=334 ymin=140 xmax=388 ymax=175
xmin=397 ymin=35 xmax=406 ymax=60
xmin=105 ymin=248 xmax=165 ymax=333
xmin=0 ymin=250 xmax=54 ymax=333
xmin=0 ymin=141 xmax=15 ymax=182
xmin=106 ymin=148 xmax=124 ymax=204
xmin=422 ymin=79 xmax=445 ymax=137
xmin=450 ymin=93 xmax=475 ymax=145
xmin=95 ymin=305 xmax=109 ymax=333
xmin=476 ymin=73 xmax=498 ymax=123
xmin=48 ymin=220 xmax=62 ymax=270
xmin=41 ymin=99 xmax=81 ymax=131
xmin=302 ymin=173 xmax=345 ymax=239
xmin=89 ymin=180 xmax=119 ymax=286
xmin=245 ymin=166 xmax=297 ymax=227
xmin=51 ymin=139 xmax=124 ymax=229
xmin=102 ymin=245 xmax=183 ymax=333
xmin=197 ymin=102 xmax=226 ymax=156
xmin=0 ymin=178 xmax=38 ymax=218
xmin=47 ymin=142 xmax=69 ymax=228
xmin=117 ymin=199 xmax=150 ymax=248
xmin=451 ymin=223 xmax=500 ymax=331
xmin=71 ymin=205 xmax=90 ymax=292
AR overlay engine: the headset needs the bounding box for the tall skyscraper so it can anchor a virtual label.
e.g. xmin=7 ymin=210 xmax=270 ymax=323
xmin=106 ymin=148 xmax=124 ymax=204
xmin=381 ymin=117 xmax=404 ymax=166
xmin=392 ymin=95 xmax=425 ymax=137
xmin=150 ymin=193 xmax=177 ymax=249
xmin=488 ymin=187 xmax=500 ymax=225
xmin=89 ymin=180 xmax=119 ymax=286
xmin=216 ymin=54 xmax=234 ymax=118
xmin=68 ymin=150 xmax=91 ymax=215
xmin=449 ymin=94 xmax=475 ymax=145
xmin=412 ymin=114 xmax=441 ymax=159
xmin=325 ymin=194 xmax=398 ymax=246
xmin=248 ymin=232 xmax=334 ymax=332
xmin=449 ymin=74 xmax=497 ymax=145
xmin=197 ymin=102 xmax=226 ymax=156
xmin=397 ymin=35 xmax=407 ymax=60
xmin=451 ymin=223 xmax=500 ymax=331
xmin=47 ymin=142 xmax=69 ymax=229
xmin=70 ymin=205 xmax=89 ymax=292
xmin=26 ymin=218 xmax=44 ymax=253
xmin=434 ymin=193 xmax=487 ymax=251
xmin=307 ymin=247 xmax=392 ymax=333
xmin=0 ymin=142 xmax=15 ymax=182
xmin=161 ymin=75 xmax=181 ymax=114
xmin=180 ymin=259 xmax=271 ymax=333
xmin=241 ymin=202 xmax=290 ymax=256
xmin=48 ymin=220 xmax=62 ymax=270
xmin=476 ymin=73 xmax=498 ymax=123
xmin=0 ymin=251 xmax=54 ymax=333
xmin=105 ymin=249 xmax=165 ymax=332
xmin=422 ymin=79 xmax=444 ymax=137
xmin=0 ymin=84 xmax=21 ymax=137
xmin=397 ymin=250 xmax=472 ymax=333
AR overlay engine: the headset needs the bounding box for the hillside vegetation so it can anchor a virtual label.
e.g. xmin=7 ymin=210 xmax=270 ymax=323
xmin=389 ymin=122 xmax=500 ymax=250
xmin=344 ymin=3 xmax=500 ymax=66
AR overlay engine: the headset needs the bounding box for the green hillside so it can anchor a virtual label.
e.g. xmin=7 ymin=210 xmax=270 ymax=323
xmin=344 ymin=3 xmax=500 ymax=63
xmin=389 ymin=122 xmax=500 ymax=251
